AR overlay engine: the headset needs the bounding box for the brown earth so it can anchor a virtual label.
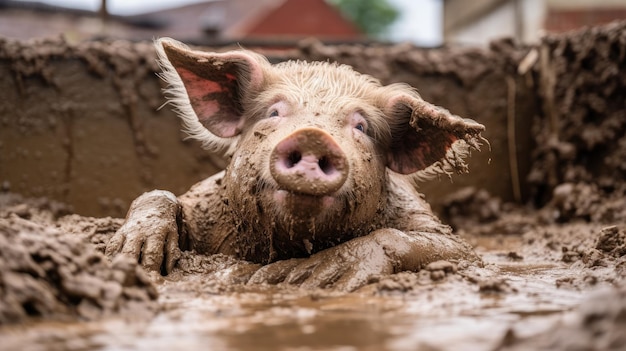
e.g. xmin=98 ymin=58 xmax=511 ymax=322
xmin=0 ymin=194 xmax=157 ymax=324
xmin=1 ymin=190 xmax=624 ymax=350
xmin=0 ymin=21 xmax=625 ymax=351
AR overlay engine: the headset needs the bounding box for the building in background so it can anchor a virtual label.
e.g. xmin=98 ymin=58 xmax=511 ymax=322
xmin=0 ymin=0 xmax=362 ymax=44
xmin=443 ymin=0 xmax=626 ymax=45
xmin=136 ymin=0 xmax=362 ymax=42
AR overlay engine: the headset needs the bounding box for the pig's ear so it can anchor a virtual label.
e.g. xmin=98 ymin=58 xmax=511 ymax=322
xmin=384 ymin=92 xmax=485 ymax=175
xmin=156 ymin=38 xmax=265 ymax=151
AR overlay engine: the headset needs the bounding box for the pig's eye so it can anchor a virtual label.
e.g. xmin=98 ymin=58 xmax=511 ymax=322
xmin=269 ymin=110 xmax=279 ymax=118
xmin=351 ymin=111 xmax=368 ymax=134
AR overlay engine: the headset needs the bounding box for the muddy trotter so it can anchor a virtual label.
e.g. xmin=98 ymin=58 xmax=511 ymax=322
xmin=105 ymin=38 xmax=486 ymax=292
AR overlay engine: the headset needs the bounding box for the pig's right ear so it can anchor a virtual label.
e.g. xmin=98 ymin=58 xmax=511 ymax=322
xmin=155 ymin=38 xmax=266 ymax=152
xmin=383 ymin=91 xmax=485 ymax=176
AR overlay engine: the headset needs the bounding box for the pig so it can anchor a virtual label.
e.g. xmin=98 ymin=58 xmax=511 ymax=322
xmin=105 ymin=38 xmax=485 ymax=291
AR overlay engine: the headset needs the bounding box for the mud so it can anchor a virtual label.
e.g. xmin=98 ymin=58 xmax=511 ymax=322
xmin=1 ymin=191 xmax=624 ymax=350
xmin=1 ymin=21 xmax=625 ymax=351
xmin=0 ymin=194 xmax=157 ymax=324
xmin=0 ymin=37 xmax=226 ymax=218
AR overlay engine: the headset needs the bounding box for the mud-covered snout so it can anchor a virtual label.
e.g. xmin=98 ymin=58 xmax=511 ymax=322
xmin=270 ymin=128 xmax=349 ymax=196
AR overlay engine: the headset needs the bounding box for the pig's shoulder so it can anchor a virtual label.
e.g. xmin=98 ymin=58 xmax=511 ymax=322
xmin=178 ymin=171 xmax=224 ymax=214
xmin=179 ymin=171 xmax=226 ymax=206
xmin=385 ymin=172 xmax=449 ymax=235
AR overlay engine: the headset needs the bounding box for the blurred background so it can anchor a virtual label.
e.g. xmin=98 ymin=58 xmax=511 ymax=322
xmin=1 ymin=0 xmax=625 ymax=46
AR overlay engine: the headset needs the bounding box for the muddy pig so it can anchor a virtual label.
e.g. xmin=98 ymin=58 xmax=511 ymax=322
xmin=105 ymin=38 xmax=485 ymax=291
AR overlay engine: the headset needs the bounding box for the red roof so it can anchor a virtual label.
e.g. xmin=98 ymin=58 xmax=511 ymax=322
xmin=0 ymin=0 xmax=362 ymax=42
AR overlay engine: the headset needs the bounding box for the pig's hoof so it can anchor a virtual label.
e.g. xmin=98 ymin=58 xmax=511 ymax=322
xmin=248 ymin=232 xmax=404 ymax=292
xmin=105 ymin=217 xmax=181 ymax=275
xmin=105 ymin=190 xmax=182 ymax=275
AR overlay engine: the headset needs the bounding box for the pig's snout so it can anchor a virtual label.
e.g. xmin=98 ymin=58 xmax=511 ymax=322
xmin=270 ymin=128 xmax=348 ymax=196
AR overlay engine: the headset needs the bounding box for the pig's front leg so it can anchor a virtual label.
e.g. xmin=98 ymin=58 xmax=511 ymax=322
xmin=248 ymin=229 xmax=478 ymax=292
xmin=105 ymin=190 xmax=183 ymax=274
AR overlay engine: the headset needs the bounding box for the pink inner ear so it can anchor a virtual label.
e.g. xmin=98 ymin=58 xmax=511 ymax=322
xmin=176 ymin=67 xmax=242 ymax=138
xmin=177 ymin=68 xmax=225 ymax=100
xmin=387 ymin=127 xmax=459 ymax=175
xmin=191 ymin=99 xmax=219 ymax=123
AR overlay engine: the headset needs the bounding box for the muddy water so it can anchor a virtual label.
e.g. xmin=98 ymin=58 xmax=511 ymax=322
xmin=0 ymin=235 xmax=594 ymax=351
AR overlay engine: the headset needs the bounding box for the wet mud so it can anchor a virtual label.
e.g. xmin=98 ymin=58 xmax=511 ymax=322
xmin=1 ymin=191 xmax=624 ymax=350
xmin=0 ymin=194 xmax=157 ymax=325
xmin=1 ymin=21 xmax=625 ymax=351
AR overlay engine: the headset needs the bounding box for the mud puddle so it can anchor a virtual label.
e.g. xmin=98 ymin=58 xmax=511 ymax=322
xmin=0 ymin=235 xmax=596 ymax=351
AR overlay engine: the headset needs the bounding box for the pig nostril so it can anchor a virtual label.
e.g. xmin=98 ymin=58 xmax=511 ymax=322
xmin=318 ymin=156 xmax=333 ymax=175
xmin=270 ymin=128 xmax=349 ymax=196
xmin=286 ymin=151 xmax=302 ymax=168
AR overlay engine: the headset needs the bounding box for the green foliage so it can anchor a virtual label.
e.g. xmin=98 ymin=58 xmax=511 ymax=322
xmin=328 ymin=0 xmax=399 ymax=37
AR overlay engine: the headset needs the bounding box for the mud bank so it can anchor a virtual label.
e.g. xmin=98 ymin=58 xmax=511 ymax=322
xmin=2 ymin=23 xmax=623 ymax=217
xmin=0 ymin=24 xmax=611 ymax=217
xmin=0 ymin=38 xmax=226 ymax=217
xmin=0 ymin=194 xmax=157 ymax=324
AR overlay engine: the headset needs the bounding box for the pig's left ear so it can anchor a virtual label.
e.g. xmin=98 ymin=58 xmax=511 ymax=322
xmin=156 ymin=38 xmax=266 ymax=152
xmin=384 ymin=93 xmax=485 ymax=175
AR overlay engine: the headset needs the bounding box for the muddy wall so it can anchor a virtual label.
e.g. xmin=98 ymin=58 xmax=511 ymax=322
xmin=1 ymin=21 xmax=624 ymax=217
xmin=525 ymin=22 xmax=626 ymax=207
xmin=0 ymin=39 xmax=226 ymax=217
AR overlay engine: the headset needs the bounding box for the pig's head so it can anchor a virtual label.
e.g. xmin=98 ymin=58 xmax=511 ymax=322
xmin=156 ymin=38 xmax=485 ymax=261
